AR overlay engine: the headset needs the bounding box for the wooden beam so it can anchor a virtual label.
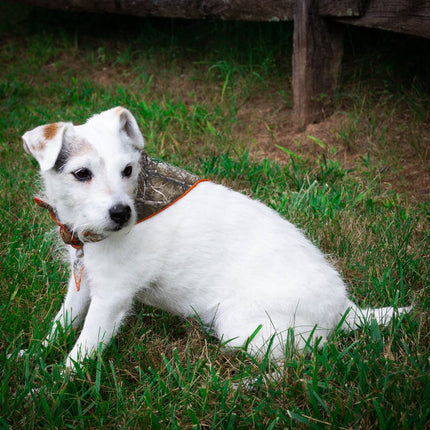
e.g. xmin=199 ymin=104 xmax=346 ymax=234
xmin=318 ymin=0 xmax=367 ymax=18
xmin=292 ymin=0 xmax=344 ymax=127
xmin=12 ymin=0 xmax=294 ymax=21
xmin=333 ymin=0 xmax=430 ymax=39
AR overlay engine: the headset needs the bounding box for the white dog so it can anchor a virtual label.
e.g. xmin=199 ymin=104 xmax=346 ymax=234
xmin=22 ymin=107 xmax=410 ymax=370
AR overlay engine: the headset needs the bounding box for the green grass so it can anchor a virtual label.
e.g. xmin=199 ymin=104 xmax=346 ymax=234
xmin=1 ymin=4 xmax=429 ymax=428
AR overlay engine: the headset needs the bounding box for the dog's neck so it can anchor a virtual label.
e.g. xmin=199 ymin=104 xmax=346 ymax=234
xmin=35 ymin=153 xmax=207 ymax=249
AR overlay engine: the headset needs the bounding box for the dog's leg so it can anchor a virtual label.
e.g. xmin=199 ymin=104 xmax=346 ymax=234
xmin=43 ymin=273 xmax=91 ymax=347
xmin=64 ymin=294 xmax=133 ymax=369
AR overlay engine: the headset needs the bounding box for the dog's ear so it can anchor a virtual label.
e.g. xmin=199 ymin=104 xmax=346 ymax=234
xmin=22 ymin=122 xmax=73 ymax=171
xmin=116 ymin=107 xmax=145 ymax=150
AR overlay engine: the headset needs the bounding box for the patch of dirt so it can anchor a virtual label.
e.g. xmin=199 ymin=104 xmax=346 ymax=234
xmin=236 ymin=89 xmax=430 ymax=203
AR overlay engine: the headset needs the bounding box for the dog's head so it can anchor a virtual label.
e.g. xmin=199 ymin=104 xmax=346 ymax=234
xmin=23 ymin=107 xmax=144 ymax=242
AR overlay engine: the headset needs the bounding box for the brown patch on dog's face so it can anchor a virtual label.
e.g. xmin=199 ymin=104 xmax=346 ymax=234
xmin=43 ymin=123 xmax=59 ymax=140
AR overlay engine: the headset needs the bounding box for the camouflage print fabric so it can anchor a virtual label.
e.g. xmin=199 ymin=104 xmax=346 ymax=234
xmin=134 ymin=152 xmax=203 ymax=221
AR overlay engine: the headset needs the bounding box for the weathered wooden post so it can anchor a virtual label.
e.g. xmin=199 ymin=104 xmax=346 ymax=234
xmin=292 ymin=0 xmax=344 ymax=128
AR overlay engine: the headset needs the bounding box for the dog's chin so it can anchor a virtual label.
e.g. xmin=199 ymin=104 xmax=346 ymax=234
xmin=74 ymin=220 xmax=134 ymax=244
xmin=106 ymin=220 xmax=134 ymax=236
xmin=74 ymin=210 xmax=137 ymax=243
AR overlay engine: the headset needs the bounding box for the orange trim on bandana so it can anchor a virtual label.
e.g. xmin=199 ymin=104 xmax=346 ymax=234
xmin=135 ymin=179 xmax=209 ymax=225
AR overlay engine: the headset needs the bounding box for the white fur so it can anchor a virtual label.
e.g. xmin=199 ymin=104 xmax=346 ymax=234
xmin=22 ymin=107 xmax=410 ymax=369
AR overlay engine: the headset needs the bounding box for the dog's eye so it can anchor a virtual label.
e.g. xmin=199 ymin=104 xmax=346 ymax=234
xmin=122 ymin=165 xmax=133 ymax=178
xmin=72 ymin=168 xmax=93 ymax=182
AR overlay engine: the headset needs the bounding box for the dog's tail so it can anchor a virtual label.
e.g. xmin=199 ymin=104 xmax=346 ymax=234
xmin=341 ymin=301 xmax=412 ymax=332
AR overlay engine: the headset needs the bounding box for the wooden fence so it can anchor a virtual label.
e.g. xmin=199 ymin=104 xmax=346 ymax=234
xmin=13 ymin=0 xmax=430 ymax=127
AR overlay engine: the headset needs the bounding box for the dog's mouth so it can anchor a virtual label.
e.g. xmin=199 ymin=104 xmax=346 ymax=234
xmin=85 ymin=219 xmax=133 ymax=237
xmin=73 ymin=224 xmax=127 ymax=245
xmin=104 ymin=214 xmax=136 ymax=237
xmin=111 ymin=225 xmax=124 ymax=232
xmin=77 ymin=203 xmax=135 ymax=239
xmin=108 ymin=222 xmax=132 ymax=233
xmin=75 ymin=213 xmax=135 ymax=242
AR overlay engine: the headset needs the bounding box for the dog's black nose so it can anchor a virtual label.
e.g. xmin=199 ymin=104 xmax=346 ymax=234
xmin=109 ymin=204 xmax=131 ymax=226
